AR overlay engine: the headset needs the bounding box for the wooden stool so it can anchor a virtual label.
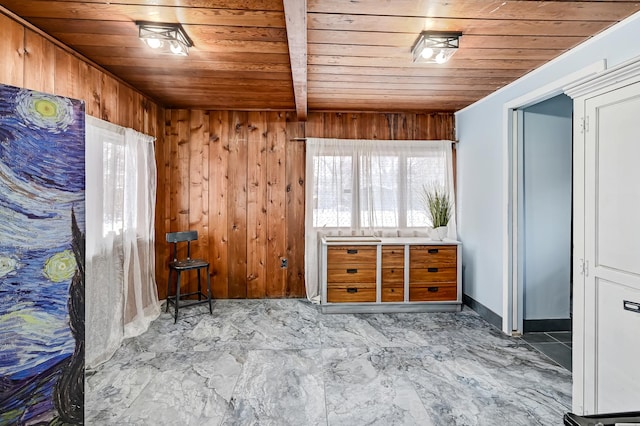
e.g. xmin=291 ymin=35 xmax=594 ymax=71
xmin=166 ymin=231 xmax=212 ymax=322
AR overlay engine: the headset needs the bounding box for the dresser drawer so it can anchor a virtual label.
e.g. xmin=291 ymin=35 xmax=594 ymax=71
xmin=327 ymin=246 xmax=377 ymax=267
xmin=327 ymin=268 xmax=376 ymax=284
xmin=327 ymin=285 xmax=376 ymax=303
xmin=382 ymin=246 xmax=404 ymax=268
xmin=381 ymin=267 xmax=404 ymax=284
xmin=381 ymin=285 xmax=404 ymax=302
xmin=410 ymin=267 xmax=456 ymax=283
xmin=409 ymin=284 xmax=457 ymax=302
xmin=410 ymin=246 xmax=456 ymax=267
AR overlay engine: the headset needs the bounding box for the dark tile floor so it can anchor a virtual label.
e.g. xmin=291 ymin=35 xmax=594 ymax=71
xmin=522 ymin=331 xmax=572 ymax=371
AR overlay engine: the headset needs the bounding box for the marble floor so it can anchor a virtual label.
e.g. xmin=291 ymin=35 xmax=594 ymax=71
xmin=86 ymin=300 xmax=572 ymax=425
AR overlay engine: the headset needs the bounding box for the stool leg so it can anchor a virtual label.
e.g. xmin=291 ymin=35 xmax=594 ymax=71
xmin=166 ymin=269 xmax=172 ymax=313
xmin=174 ymin=271 xmax=181 ymax=323
xmin=206 ymin=266 xmax=212 ymax=314
xmin=197 ymin=268 xmax=202 ymax=301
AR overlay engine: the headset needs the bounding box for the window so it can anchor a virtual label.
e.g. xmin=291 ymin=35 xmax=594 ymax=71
xmin=308 ymin=139 xmax=453 ymax=230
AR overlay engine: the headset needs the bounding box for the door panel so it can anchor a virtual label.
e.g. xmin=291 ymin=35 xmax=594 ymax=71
xmin=584 ymin=80 xmax=640 ymax=414
xmin=595 ymin=280 xmax=640 ymax=412
xmin=595 ymin=95 xmax=640 ymax=276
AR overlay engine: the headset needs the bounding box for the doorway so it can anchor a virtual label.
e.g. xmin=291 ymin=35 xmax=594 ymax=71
xmin=516 ymin=94 xmax=573 ymax=370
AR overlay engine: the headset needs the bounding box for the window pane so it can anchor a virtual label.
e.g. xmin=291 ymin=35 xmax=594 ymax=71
xmin=313 ymin=155 xmax=352 ymax=227
xmin=406 ymin=155 xmax=446 ymax=227
xmin=360 ymin=155 xmax=399 ymax=227
xmin=103 ymin=141 xmax=125 ymax=236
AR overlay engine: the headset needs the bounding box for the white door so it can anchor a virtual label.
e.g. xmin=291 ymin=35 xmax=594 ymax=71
xmin=582 ymin=81 xmax=640 ymax=414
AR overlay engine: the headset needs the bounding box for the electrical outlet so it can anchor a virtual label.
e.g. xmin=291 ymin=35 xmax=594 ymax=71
xmin=280 ymin=258 xmax=288 ymax=268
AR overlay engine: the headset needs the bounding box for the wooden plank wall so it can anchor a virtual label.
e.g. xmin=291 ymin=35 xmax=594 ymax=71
xmin=305 ymin=111 xmax=456 ymax=140
xmin=158 ymin=110 xmax=306 ymax=300
xmin=159 ymin=110 xmax=454 ymax=300
xmin=0 ymin=11 xmax=162 ymax=138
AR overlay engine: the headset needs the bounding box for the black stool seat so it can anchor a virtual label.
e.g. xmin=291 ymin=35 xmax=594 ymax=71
xmin=170 ymin=259 xmax=209 ymax=270
xmin=166 ymin=231 xmax=213 ymax=322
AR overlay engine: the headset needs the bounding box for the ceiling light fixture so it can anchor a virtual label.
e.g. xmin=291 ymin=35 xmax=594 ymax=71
xmin=412 ymin=31 xmax=462 ymax=64
xmin=137 ymin=21 xmax=193 ymax=56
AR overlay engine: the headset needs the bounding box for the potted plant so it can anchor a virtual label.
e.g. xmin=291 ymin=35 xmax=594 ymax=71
xmin=419 ymin=184 xmax=452 ymax=240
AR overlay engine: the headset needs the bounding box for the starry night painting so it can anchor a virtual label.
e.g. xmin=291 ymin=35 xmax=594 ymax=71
xmin=0 ymin=84 xmax=85 ymax=425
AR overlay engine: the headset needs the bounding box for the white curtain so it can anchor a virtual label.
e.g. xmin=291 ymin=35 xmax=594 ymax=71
xmin=304 ymin=138 xmax=457 ymax=302
xmin=85 ymin=116 xmax=160 ymax=368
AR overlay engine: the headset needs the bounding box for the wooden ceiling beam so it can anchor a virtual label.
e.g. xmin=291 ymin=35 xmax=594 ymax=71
xmin=283 ymin=0 xmax=308 ymax=120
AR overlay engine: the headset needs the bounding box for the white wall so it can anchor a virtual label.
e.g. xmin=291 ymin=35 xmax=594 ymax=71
xmin=522 ymin=95 xmax=572 ymax=320
xmin=455 ymin=12 xmax=640 ymax=317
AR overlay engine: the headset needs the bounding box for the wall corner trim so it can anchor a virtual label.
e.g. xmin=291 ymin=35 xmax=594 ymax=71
xmin=463 ymin=294 xmax=503 ymax=332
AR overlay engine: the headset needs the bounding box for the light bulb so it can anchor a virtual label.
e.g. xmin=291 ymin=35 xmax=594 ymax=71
xmin=421 ymin=47 xmax=434 ymax=60
xmin=145 ymin=38 xmax=162 ymax=49
xmin=435 ymin=50 xmax=447 ymax=64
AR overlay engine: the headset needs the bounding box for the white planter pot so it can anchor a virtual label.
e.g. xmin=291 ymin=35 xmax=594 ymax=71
xmin=430 ymin=226 xmax=448 ymax=241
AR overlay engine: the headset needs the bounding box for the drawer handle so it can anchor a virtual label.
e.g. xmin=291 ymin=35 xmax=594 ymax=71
xmin=428 ymin=249 xmax=439 ymax=254
xmin=347 ymin=287 xmax=358 ymax=293
xmin=428 ymin=287 xmax=439 ymax=293
xmin=346 ymin=268 xmax=358 ymax=274
xmin=427 ymin=267 xmax=438 ymax=273
xmin=347 ymin=249 xmax=358 ymax=254
xmin=623 ymin=300 xmax=640 ymax=313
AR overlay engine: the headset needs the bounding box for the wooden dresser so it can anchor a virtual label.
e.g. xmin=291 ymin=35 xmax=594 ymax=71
xmin=319 ymin=236 xmax=462 ymax=313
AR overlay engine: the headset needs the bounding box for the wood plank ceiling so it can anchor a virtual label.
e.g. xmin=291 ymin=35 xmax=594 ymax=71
xmin=1 ymin=0 xmax=639 ymax=116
